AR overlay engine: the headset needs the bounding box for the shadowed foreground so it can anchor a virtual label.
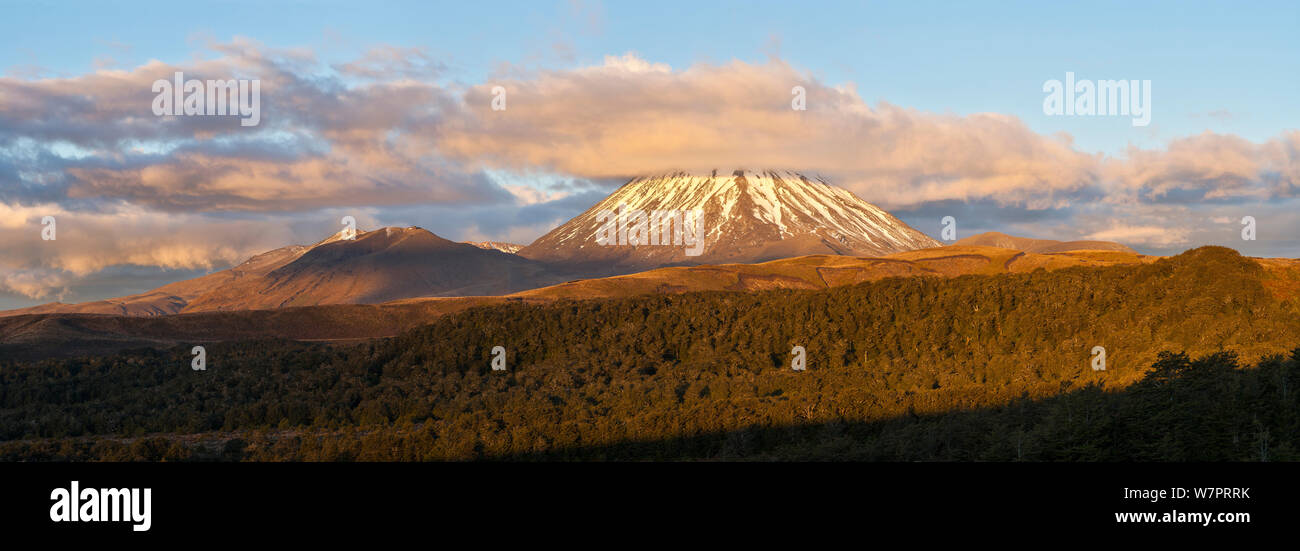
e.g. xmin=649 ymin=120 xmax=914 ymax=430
xmin=2 ymin=247 xmax=1298 ymax=461
xmin=1 ymin=348 xmax=1297 ymax=461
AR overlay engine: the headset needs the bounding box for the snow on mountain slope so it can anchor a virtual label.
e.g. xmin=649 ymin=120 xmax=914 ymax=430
xmin=518 ymin=169 xmax=942 ymax=273
xmin=467 ymin=241 xmax=525 ymax=254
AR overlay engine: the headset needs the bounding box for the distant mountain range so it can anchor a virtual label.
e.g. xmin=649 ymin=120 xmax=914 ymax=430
xmin=8 ymin=243 xmax=1299 ymax=363
xmin=2 ymin=227 xmax=559 ymax=317
xmin=951 ymin=231 xmax=1136 ymax=254
xmin=2 ymin=171 xmax=1142 ymax=319
xmin=504 ymin=245 xmax=1155 ymax=301
xmin=0 ymin=244 xmax=1167 ymax=360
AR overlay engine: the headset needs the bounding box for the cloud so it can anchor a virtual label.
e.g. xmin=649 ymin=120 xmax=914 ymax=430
xmin=332 ymin=45 xmax=445 ymax=80
xmin=504 ymin=184 xmax=570 ymax=205
xmin=431 ymin=54 xmax=1108 ymax=208
xmin=0 ymin=38 xmax=509 ymax=211
xmin=1103 ymin=131 xmax=1300 ymax=203
xmin=1083 ymin=223 xmax=1191 ymax=248
xmin=62 ymin=153 xmax=510 ymax=212
xmin=5 ymin=45 xmax=1295 ymax=214
xmin=0 ymin=269 xmax=70 ymax=301
xmin=0 ymin=200 xmax=300 ymax=297
xmin=3 ymin=43 xmax=1300 ymax=304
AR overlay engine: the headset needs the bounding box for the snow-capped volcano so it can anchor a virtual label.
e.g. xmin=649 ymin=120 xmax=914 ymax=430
xmin=518 ymin=170 xmax=942 ymax=273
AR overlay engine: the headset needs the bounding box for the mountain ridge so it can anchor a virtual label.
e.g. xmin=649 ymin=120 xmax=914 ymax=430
xmin=1 ymin=227 xmax=560 ymax=317
xmin=1 ymin=174 xmax=1146 ymax=318
xmin=952 ymin=231 xmax=1135 ymax=254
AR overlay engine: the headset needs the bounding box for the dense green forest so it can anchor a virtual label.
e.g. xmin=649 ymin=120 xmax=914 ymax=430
xmin=1 ymin=246 xmax=1298 ymax=461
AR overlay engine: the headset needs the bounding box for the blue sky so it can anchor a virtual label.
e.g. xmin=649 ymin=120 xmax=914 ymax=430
xmin=0 ymin=0 xmax=1297 ymax=308
xmin=4 ymin=0 xmax=1295 ymax=153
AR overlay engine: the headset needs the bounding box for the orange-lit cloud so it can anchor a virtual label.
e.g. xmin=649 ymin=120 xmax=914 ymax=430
xmin=3 ymin=43 xmax=1299 ymax=303
xmin=435 ymin=54 xmax=1104 ymax=208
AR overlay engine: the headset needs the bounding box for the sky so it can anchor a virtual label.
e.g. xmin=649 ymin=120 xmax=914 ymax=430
xmin=0 ymin=0 xmax=1297 ymax=308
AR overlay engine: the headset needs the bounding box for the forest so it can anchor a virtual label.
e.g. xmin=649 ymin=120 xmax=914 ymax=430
xmin=1 ymin=246 xmax=1298 ymax=461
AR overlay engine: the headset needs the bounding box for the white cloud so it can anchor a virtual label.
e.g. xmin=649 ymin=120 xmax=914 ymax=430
xmin=1085 ymin=223 xmax=1191 ymax=248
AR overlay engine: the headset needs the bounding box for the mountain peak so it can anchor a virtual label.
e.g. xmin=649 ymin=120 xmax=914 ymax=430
xmin=177 ymin=225 xmax=556 ymax=311
xmin=519 ymin=170 xmax=942 ymax=273
xmin=315 ymin=225 xmax=438 ymax=246
xmin=2 ymin=225 xmax=564 ymax=318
